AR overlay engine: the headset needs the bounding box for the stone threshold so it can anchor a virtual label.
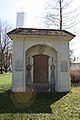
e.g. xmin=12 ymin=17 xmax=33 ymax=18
xmin=26 ymin=83 xmax=55 ymax=92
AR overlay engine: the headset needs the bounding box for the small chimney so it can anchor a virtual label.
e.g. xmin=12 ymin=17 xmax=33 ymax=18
xmin=16 ymin=12 xmax=25 ymax=28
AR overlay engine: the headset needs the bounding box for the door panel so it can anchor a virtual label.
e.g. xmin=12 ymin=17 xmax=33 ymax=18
xmin=33 ymin=55 xmax=49 ymax=83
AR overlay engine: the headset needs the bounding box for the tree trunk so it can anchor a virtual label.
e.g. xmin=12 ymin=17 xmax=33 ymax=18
xmin=60 ymin=0 xmax=62 ymax=30
xmin=4 ymin=66 xmax=7 ymax=73
xmin=0 ymin=66 xmax=3 ymax=74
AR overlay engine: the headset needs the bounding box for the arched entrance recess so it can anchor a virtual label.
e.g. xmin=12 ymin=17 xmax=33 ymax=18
xmin=25 ymin=44 xmax=57 ymax=92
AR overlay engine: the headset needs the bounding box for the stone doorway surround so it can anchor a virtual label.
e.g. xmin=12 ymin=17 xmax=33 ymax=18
xmin=25 ymin=45 xmax=57 ymax=92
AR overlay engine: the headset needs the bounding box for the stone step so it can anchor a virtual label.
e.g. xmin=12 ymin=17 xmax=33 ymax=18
xmin=26 ymin=84 xmax=55 ymax=92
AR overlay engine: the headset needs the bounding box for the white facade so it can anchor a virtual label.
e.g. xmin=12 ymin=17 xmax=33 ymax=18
xmin=8 ymin=28 xmax=75 ymax=92
xmin=71 ymin=60 xmax=80 ymax=69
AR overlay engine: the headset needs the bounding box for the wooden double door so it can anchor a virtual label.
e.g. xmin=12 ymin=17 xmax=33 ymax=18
xmin=33 ymin=55 xmax=49 ymax=83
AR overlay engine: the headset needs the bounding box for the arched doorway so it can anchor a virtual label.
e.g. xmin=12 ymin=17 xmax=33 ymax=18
xmin=25 ymin=44 xmax=57 ymax=92
xmin=33 ymin=54 xmax=50 ymax=83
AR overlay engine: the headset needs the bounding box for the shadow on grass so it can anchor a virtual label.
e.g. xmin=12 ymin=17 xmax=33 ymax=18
xmin=0 ymin=89 xmax=68 ymax=113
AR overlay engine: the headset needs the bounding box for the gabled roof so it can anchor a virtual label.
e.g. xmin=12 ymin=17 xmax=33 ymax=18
xmin=7 ymin=28 xmax=75 ymax=40
xmin=8 ymin=28 xmax=75 ymax=36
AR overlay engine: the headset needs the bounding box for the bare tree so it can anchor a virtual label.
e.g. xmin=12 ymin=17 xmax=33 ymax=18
xmin=44 ymin=0 xmax=80 ymax=30
xmin=69 ymin=49 xmax=75 ymax=66
xmin=0 ymin=20 xmax=13 ymax=74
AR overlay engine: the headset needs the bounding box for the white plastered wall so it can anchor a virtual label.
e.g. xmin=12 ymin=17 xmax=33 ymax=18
xmin=12 ymin=34 xmax=70 ymax=92
xmin=12 ymin=39 xmax=25 ymax=92
xmin=59 ymin=37 xmax=70 ymax=92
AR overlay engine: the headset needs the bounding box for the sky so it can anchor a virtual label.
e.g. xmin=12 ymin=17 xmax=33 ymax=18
xmin=0 ymin=0 xmax=80 ymax=58
xmin=0 ymin=0 xmax=46 ymax=28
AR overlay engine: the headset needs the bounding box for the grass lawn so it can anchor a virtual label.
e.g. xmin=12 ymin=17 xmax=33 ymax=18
xmin=0 ymin=72 xmax=12 ymax=85
xmin=0 ymin=73 xmax=80 ymax=120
